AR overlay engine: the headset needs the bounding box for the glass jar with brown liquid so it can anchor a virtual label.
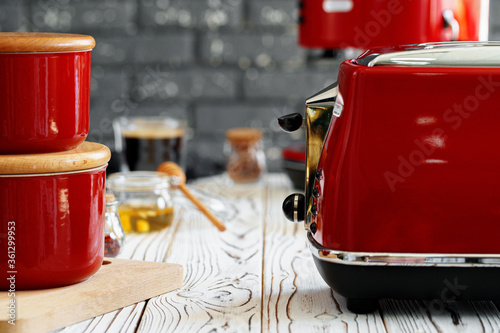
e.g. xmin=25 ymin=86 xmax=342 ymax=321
xmin=107 ymin=172 xmax=174 ymax=233
xmin=114 ymin=117 xmax=187 ymax=172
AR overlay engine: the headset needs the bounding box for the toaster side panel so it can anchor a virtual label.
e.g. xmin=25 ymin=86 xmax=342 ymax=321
xmin=315 ymin=63 xmax=500 ymax=254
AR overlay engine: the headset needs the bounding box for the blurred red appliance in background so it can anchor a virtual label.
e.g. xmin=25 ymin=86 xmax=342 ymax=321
xmin=299 ymin=0 xmax=489 ymax=49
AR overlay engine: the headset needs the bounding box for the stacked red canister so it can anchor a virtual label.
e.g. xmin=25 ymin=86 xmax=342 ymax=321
xmin=0 ymin=33 xmax=110 ymax=289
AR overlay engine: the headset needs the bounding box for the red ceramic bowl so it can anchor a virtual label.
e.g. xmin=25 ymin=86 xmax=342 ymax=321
xmin=0 ymin=33 xmax=95 ymax=154
xmin=0 ymin=142 xmax=110 ymax=290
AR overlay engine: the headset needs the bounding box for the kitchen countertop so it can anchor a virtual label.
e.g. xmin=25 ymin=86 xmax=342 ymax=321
xmin=55 ymin=173 xmax=500 ymax=333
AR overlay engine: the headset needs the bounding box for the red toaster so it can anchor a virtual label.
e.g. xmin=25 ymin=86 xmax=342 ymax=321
xmin=280 ymin=42 xmax=500 ymax=313
xmin=299 ymin=0 xmax=490 ymax=49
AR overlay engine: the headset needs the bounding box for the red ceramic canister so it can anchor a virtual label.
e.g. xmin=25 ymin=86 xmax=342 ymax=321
xmin=0 ymin=33 xmax=95 ymax=154
xmin=0 ymin=142 xmax=110 ymax=290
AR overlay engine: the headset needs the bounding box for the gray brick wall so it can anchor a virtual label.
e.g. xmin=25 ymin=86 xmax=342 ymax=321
xmin=199 ymin=31 xmax=304 ymax=66
xmin=489 ymin=0 xmax=500 ymax=40
xmin=139 ymin=0 xmax=244 ymax=29
xmin=1 ymin=1 xmax=498 ymax=178
xmin=30 ymin=0 xmax=138 ymax=34
xmin=247 ymin=0 xmax=297 ymax=27
xmin=0 ymin=5 xmax=27 ymax=31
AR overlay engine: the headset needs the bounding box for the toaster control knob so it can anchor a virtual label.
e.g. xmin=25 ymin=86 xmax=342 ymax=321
xmin=282 ymin=193 xmax=305 ymax=222
xmin=278 ymin=113 xmax=304 ymax=132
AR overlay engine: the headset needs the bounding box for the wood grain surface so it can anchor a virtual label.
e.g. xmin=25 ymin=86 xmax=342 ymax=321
xmin=0 ymin=259 xmax=182 ymax=333
xmin=157 ymin=161 xmax=226 ymax=231
xmin=0 ymin=142 xmax=110 ymax=174
xmin=51 ymin=174 xmax=500 ymax=333
xmin=0 ymin=32 xmax=95 ymax=52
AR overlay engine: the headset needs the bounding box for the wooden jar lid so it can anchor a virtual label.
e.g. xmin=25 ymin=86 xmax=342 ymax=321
xmin=106 ymin=193 xmax=116 ymax=203
xmin=225 ymin=128 xmax=263 ymax=145
xmin=0 ymin=142 xmax=111 ymax=175
xmin=0 ymin=32 xmax=95 ymax=53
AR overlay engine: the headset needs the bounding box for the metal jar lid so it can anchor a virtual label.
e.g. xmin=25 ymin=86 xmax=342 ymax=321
xmin=0 ymin=142 xmax=110 ymax=175
xmin=0 ymin=32 xmax=95 ymax=53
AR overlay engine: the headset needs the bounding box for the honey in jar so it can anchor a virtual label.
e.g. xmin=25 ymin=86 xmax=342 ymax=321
xmin=117 ymin=202 xmax=174 ymax=233
xmin=107 ymin=171 xmax=174 ymax=233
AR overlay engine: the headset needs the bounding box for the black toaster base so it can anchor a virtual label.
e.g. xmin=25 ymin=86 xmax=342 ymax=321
xmin=313 ymin=256 xmax=500 ymax=314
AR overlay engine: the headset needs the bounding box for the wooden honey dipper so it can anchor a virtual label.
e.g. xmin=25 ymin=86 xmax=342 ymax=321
xmin=157 ymin=162 xmax=226 ymax=232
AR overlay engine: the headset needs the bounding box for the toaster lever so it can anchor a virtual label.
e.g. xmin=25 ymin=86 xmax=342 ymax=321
xmin=282 ymin=193 xmax=305 ymax=223
xmin=278 ymin=113 xmax=305 ymax=132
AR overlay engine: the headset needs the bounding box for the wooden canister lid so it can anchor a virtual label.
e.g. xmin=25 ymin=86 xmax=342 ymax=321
xmin=0 ymin=32 xmax=95 ymax=53
xmin=0 ymin=142 xmax=111 ymax=175
xmin=225 ymin=128 xmax=263 ymax=145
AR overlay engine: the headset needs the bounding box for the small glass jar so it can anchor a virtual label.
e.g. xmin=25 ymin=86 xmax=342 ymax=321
xmin=113 ymin=116 xmax=188 ymax=172
xmin=104 ymin=193 xmax=125 ymax=257
xmin=225 ymin=128 xmax=266 ymax=183
xmin=107 ymin=171 xmax=174 ymax=233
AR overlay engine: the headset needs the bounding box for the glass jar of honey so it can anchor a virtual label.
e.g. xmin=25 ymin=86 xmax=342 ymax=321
xmin=107 ymin=172 xmax=174 ymax=233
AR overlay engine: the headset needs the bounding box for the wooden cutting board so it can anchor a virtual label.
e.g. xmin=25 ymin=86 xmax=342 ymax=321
xmin=0 ymin=258 xmax=183 ymax=333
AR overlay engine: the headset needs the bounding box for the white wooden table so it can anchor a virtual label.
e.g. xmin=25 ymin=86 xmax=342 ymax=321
xmin=56 ymin=173 xmax=500 ymax=333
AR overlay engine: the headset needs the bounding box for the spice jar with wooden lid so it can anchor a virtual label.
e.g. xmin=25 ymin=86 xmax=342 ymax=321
xmin=225 ymin=128 xmax=266 ymax=183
